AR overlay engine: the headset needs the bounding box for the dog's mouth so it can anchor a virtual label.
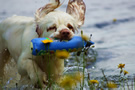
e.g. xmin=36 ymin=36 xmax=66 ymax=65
xmin=60 ymin=36 xmax=72 ymax=41
xmin=53 ymin=37 xmax=72 ymax=42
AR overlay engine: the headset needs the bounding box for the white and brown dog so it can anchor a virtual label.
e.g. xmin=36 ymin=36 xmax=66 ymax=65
xmin=0 ymin=0 xmax=86 ymax=87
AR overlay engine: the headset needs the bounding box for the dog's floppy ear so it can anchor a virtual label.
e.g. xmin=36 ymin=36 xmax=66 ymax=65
xmin=66 ymin=0 xmax=86 ymax=28
xmin=35 ymin=0 xmax=61 ymax=22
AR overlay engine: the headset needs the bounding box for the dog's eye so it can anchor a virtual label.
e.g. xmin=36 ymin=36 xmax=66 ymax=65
xmin=47 ymin=26 xmax=56 ymax=32
xmin=67 ymin=24 xmax=73 ymax=30
xmin=67 ymin=24 xmax=75 ymax=33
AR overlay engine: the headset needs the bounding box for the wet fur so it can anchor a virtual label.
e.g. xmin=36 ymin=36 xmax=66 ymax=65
xmin=0 ymin=0 xmax=86 ymax=87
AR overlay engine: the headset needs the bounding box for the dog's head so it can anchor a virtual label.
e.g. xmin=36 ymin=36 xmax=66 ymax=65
xmin=35 ymin=0 xmax=86 ymax=40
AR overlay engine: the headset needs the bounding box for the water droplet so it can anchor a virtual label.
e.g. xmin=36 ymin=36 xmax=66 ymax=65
xmin=92 ymin=66 xmax=95 ymax=69
xmin=66 ymin=59 xmax=69 ymax=62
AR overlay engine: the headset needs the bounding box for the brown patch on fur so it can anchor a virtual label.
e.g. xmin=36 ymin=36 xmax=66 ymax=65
xmin=66 ymin=0 xmax=86 ymax=27
xmin=35 ymin=0 xmax=61 ymax=23
xmin=36 ymin=25 xmax=43 ymax=37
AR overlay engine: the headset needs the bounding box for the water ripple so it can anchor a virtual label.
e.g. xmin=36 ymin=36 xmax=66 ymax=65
xmin=85 ymin=17 xmax=135 ymax=29
xmin=94 ymin=17 xmax=135 ymax=28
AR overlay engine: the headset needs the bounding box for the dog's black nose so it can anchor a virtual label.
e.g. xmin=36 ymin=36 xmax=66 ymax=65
xmin=62 ymin=31 xmax=69 ymax=36
xmin=60 ymin=29 xmax=70 ymax=36
xmin=60 ymin=29 xmax=71 ymax=40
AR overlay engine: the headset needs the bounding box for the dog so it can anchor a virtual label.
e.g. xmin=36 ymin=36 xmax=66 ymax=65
xmin=0 ymin=0 xmax=86 ymax=88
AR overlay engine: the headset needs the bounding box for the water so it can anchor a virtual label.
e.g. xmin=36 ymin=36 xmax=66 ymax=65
xmin=0 ymin=0 xmax=135 ymax=88
xmin=83 ymin=0 xmax=135 ymax=77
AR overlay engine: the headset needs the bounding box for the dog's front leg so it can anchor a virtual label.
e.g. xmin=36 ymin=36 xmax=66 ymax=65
xmin=17 ymin=52 xmax=47 ymax=88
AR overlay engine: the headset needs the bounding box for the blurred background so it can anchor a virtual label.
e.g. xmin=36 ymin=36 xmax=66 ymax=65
xmin=0 ymin=0 xmax=135 ymax=78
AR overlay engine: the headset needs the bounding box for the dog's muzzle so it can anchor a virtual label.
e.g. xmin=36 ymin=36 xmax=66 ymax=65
xmin=60 ymin=29 xmax=71 ymax=41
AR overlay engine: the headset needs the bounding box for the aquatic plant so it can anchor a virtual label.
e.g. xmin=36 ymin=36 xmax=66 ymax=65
xmin=107 ymin=82 xmax=117 ymax=88
xmin=58 ymin=72 xmax=83 ymax=89
xmin=89 ymin=80 xmax=99 ymax=84
xmin=118 ymin=63 xmax=125 ymax=69
xmin=124 ymin=70 xmax=129 ymax=75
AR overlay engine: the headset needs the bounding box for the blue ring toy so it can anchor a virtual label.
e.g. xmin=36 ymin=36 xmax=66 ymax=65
xmin=30 ymin=36 xmax=94 ymax=56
